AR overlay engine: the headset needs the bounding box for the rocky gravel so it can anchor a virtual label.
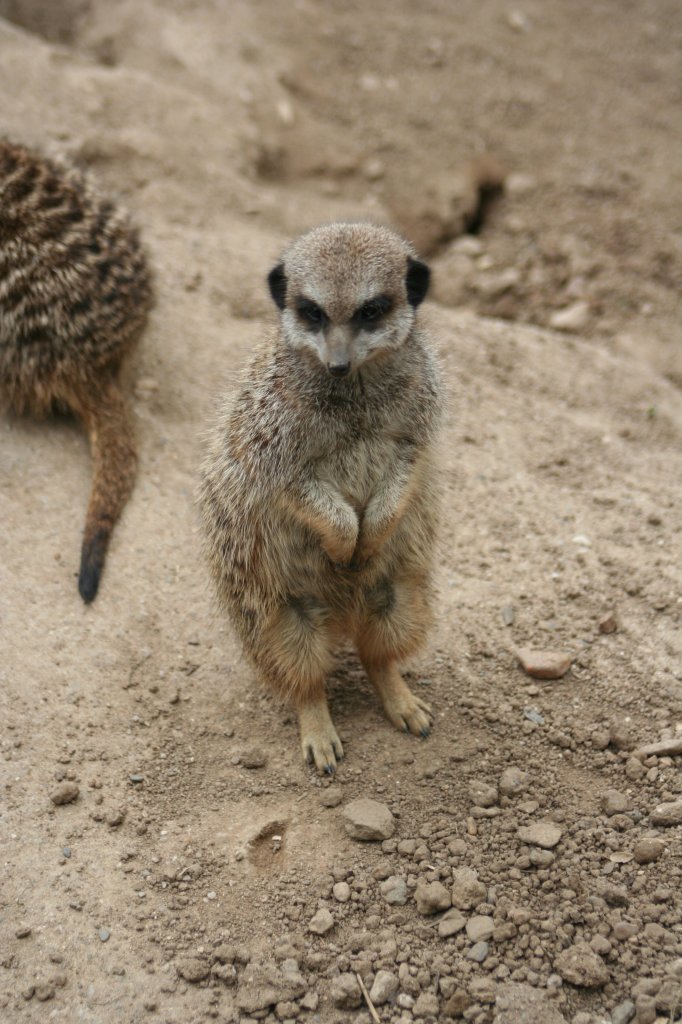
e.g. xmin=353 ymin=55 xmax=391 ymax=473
xmin=1 ymin=1 xmax=682 ymax=1023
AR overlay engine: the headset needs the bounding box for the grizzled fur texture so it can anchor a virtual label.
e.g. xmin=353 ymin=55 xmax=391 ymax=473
xmin=200 ymin=223 xmax=442 ymax=772
xmin=0 ymin=139 xmax=153 ymax=602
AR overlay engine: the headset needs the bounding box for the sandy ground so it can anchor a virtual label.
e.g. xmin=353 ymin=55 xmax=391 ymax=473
xmin=1 ymin=3 xmax=682 ymax=1023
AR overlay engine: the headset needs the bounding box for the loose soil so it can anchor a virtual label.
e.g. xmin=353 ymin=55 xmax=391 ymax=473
xmin=1 ymin=3 xmax=681 ymax=1023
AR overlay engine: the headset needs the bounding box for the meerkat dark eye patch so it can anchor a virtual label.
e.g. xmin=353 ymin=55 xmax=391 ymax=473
xmin=296 ymin=297 xmax=328 ymax=329
xmin=267 ymin=262 xmax=287 ymax=310
xmin=353 ymin=294 xmax=392 ymax=329
xmin=405 ymin=256 xmax=430 ymax=307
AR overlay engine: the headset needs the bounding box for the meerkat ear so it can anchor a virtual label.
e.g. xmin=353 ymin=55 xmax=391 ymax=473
xmin=405 ymin=256 xmax=430 ymax=307
xmin=268 ymin=262 xmax=287 ymax=310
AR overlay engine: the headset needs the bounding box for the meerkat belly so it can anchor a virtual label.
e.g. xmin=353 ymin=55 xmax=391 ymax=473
xmin=319 ymin=437 xmax=393 ymax=510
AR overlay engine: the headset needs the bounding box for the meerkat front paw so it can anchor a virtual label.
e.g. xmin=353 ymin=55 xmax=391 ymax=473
xmin=298 ymin=699 xmax=344 ymax=774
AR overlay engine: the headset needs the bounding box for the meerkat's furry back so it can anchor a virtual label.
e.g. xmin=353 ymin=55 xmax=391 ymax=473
xmin=0 ymin=139 xmax=153 ymax=601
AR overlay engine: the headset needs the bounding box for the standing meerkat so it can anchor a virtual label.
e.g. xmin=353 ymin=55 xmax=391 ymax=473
xmin=200 ymin=223 xmax=442 ymax=772
xmin=0 ymin=138 xmax=152 ymax=602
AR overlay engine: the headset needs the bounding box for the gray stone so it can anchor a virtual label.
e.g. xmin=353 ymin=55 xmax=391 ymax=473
xmin=236 ymin=963 xmax=306 ymax=1013
xmin=656 ymin=977 xmax=682 ymax=1014
xmin=413 ymin=991 xmax=440 ymax=1018
xmin=308 ymin=908 xmax=334 ymax=935
xmin=651 ymin=800 xmax=682 ymax=826
xmin=468 ymin=941 xmax=490 ymax=962
xmin=517 ymin=821 xmax=563 ymax=849
xmin=241 ymin=748 xmax=267 ymax=769
xmin=470 ymin=977 xmax=496 ymax=1003
xmin=380 ymin=876 xmax=408 ymax=905
xmin=636 ymin=736 xmax=682 ymax=758
xmin=466 ymin=915 xmax=494 ymax=942
xmin=330 ymin=973 xmax=361 ymax=1009
xmin=451 ymin=867 xmax=486 ymax=910
xmin=415 ymin=880 xmax=451 ymax=915
xmin=342 ymin=799 xmax=395 ymax=841
xmin=499 ymin=767 xmax=529 ymax=797
xmin=554 ymin=942 xmax=609 ymax=988
xmin=49 ymin=782 xmax=80 ymax=806
xmin=602 ymin=789 xmax=630 ymax=816
xmin=630 ymin=835 xmax=659 ymax=860
xmin=493 ymin=982 xmax=567 ymax=1024
xmin=177 ymin=958 xmax=209 ymax=983
xmin=469 ymin=780 xmax=498 ymax=807
xmin=332 ymin=882 xmax=351 ymax=903
xmin=369 ymin=970 xmax=399 ymax=1006
xmin=438 ymin=908 xmax=466 ymax=938
xmin=550 ymin=301 xmax=590 ymax=332
xmin=610 ymin=999 xmax=635 ymax=1024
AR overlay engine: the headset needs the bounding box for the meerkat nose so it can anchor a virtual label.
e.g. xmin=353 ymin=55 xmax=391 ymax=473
xmin=328 ymin=361 xmax=351 ymax=378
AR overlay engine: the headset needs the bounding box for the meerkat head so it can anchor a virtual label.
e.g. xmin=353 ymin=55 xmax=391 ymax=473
xmin=267 ymin=223 xmax=430 ymax=377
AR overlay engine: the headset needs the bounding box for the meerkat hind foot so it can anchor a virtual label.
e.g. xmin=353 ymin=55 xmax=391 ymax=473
xmin=298 ymin=697 xmax=344 ymax=774
xmin=364 ymin=662 xmax=433 ymax=738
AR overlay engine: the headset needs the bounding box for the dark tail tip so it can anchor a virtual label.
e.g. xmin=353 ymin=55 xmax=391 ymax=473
xmin=78 ymin=528 xmax=110 ymax=604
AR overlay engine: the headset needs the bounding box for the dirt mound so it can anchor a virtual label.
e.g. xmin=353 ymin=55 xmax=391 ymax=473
xmin=1 ymin=4 xmax=681 ymax=1023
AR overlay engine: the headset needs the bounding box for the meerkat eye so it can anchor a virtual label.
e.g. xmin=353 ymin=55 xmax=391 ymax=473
xmin=355 ymin=295 xmax=392 ymax=327
xmin=296 ymin=299 xmax=327 ymax=328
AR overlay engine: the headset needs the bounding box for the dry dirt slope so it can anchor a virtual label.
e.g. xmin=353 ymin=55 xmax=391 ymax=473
xmin=1 ymin=5 xmax=682 ymax=1024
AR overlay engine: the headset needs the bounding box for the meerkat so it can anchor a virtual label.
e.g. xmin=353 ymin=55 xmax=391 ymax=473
xmin=200 ymin=222 xmax=442 ymax=773
xmin=0 ymin=138 xmax=152 ymax=602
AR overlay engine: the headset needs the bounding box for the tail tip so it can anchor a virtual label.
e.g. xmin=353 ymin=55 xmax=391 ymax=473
xmin=79 ymin=528 xmax=109 ymax=604
xmin=78 ymin=564 xmax=101 ymax=603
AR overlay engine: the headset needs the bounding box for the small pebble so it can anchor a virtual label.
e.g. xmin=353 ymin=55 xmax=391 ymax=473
xmin=332 ymin=882 xmax=351 ymax=903
xmin=380 ymin=876 xmax=408 ymax=905
xmin=177 ymin=958 xmax=209 ymax=982
xmin=370 ymin=970 xmax=399 ymax=1006
xmin=554 ymin=942 xmax=609 ymax=987
xmin=342 ymin=798 xmax=395 ymax=841
xmin=598 ymin=612 xmax=618 ymax=634
xmin=415 ymin=880 xmax=451 ymax=915
xmin=550 ymin=301 xmax=590 ymax=332
xmin=517 ymin=821 xmax=563 ymax=849
xmin=98 ymin=928 xmax=110 ymax=943
xmin=610 ymin=999 xmax=635 ymax=1024
xmin=499 ymin=766 xmax=529 ymax=797
xmin=438 ymin=908 xmax=466 ymax=938
xmin=466 ymin=915 xmax=494 ymax=942
xmin=516 ymin=648 xmax=573 ymax=680
xmin=330 ymin=973 xmax=361 ymax=1009
xmin=633 ymin=837 xmax=665 ymax=864
xmin=319 ymin=789 xmax=343 ymax=808
xmin=241 ymin=749 xmax=267 ymax=769
xmin=49 ymin=782 xmax=80 ymax=806
xmin=601 ymin=789 xmax=630 ymax=816
xmin=468 ymin=940 xmax=490 ymax=962
xmin=308 ymin=908 xmax=334 ymax=935
xmin=650 ymin=800 xmax=682 ymax=827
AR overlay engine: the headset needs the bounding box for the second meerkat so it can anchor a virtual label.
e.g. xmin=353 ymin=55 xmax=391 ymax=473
xmin=200 ymin=223 xmax=443 ymax=772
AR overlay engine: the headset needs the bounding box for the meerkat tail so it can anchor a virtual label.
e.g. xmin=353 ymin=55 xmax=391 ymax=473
xmin=71 ymin=377 xmax=137 ymax=603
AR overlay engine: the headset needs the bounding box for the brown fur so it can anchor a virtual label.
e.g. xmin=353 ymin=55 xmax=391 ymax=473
xmin=199 ymin=223 xmax=443 ymax=772
xmin=0 ymin=138 xmax=153 ymax=602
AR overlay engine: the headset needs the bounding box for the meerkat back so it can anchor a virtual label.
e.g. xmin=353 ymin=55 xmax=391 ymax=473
xmin=0 ymin=138 xmax=153 ymax=602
